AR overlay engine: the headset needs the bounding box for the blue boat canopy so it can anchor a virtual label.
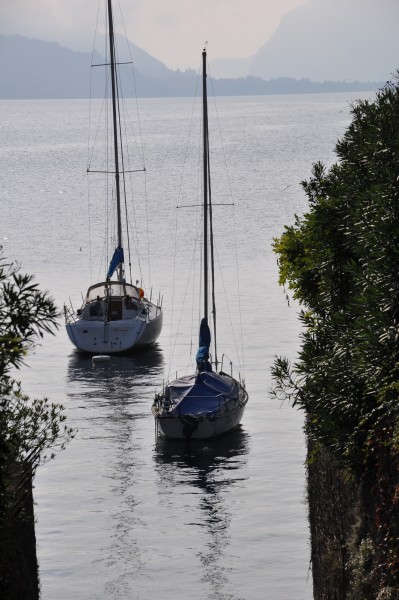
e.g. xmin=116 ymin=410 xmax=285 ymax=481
xmin=107 ymin=246 xmax=124 ymax=279
xmin=167 ymin=371 xmax=235 ymax=417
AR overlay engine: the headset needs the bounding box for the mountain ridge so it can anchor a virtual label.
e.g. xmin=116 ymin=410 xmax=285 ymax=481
xmin=210 ymin=0 xmax=399 ymax=82
xmin=0 ymin=34 xmax=384 ymax=100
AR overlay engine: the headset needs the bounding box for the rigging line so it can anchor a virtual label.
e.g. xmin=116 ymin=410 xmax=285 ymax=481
xmin=183 ymin=218 xmax=202 ymax=375
xmin=214 ymin=242 xmax=244 ymax=375
xmin=87 ymin=168 xmax=145 ymax=174
xmin=177 ymin=202 xmax=233 ymax=208
xmin=196 ymin=212 xmax=204 ymax=371
xmin=168 ymin=66 xmax=202 ymax=378
xmin=168 ymin=214 xmax=202 ymax=379
xmin=87 ymin=34 xmax=110 ymax=172
xmin=118 ymin=0 xmax=146 ymax=167
xmin=87 ymin=94 xmax=107 ymax=171
xmin=207 ymin=56 xmax=245 ymax=374
xmin=92 ymin=60 xmax=132 ymax=67
xmin=143 ymin=171 xmax=151 ymax=289
xmin=208 ymin=66 xmax=235 ymax=203
xmin=188 ymin=160 xmax=203 ymax=372
xmin=86 ymin=174 xmax=93 ymax=285
xmin=113 ymin=36 xmax=143 ymax=286
xmin=126 ymin=62 xmax=151 ymax=289
xmin=105 ymin=29 xmax=145 ymax=172
xmin=118 ymin=90 xmax=147 ymax=288
xmin=207 ymin=138 xmax=218 ymax=368
xmin=91 ymin=2 xmax=112 ymax=278
xmin=193 ymin=131 xmax=203 ymax=357
xmin=86 ymin=6 xmax=102 ymax=287
xmin=87 ymin=1 xmax=105 ymax=172
xmin=120 ymin=95 xmax=144 ymax=284
xmin=122 ymin=137 xmax=144 ymax=286
xmin=176 ymin=73 xmax=201 ymax=208
xmin=105 ymin=57 xmax=111 ymax=276
xmin=108 ymin=0 xmax=123 ymax=269
xmin=232 ymin=203 xmax=246 ymax=377
xmin=114 ymin=57 xmax=133 ymax=281
xmin=202 ymin=48 xmax=209 ymax=323
xmin=111 ymin=31 xmax=145 ymax=285
xmin=98 ymin=230 xmax=108 ymax=284
xmin=202 ymin=49 xmax=224 ymax=368
xmin=167 ymin=208 xmax=179 ymax=381
xmin=126 ymin=170 xmax=144 ymax=283
xmin=184 ymin=120 xmax=203 ymax=370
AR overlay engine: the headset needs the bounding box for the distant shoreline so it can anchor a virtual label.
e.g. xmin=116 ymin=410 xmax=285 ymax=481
xmin=0 ymin=34 xmax=386 ymax=100
xmin=0 ymin=80 xmax=382 ymax=101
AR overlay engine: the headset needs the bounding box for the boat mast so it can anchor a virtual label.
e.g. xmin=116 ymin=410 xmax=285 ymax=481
xmin=107 ymin=0 xmax=123 ymax=282
xmin=202 ymin=48 xmax=209 ymax=321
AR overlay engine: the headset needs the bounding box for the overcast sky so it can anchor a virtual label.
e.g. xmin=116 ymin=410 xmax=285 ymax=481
xmin=0 ymin=0 xmax=308 ymax=69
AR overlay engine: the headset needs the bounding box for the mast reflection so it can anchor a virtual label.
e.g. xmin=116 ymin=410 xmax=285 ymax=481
xmin=154 ymin=428 xmax=250 ymax=599
xmin=65 ymin=346 xmax=165 ymax=597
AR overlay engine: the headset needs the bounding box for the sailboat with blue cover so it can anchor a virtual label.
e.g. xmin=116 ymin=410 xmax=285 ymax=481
xmin=64 ymin=0 xmax=163 ymax=354
xmin=152 ymin=48 xmax=248 ymax=439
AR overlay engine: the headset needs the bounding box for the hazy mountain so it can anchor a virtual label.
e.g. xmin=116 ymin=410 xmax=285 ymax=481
xmin=0 ymin=34 xmax=383 ymax=99
xmin=0 ymin=34 xmax=196 ymax=99
xmin=250 ymin=0 xmax=399 ymax=81
xmin=0 ymin=35 xmax=94 ymax=98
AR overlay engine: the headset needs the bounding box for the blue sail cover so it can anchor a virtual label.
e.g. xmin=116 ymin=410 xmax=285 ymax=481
xmin=196 ymin=317 xmax=212 ymax=368
xmin=107 ymin=247 xmax=124 ymax=279
xmin=199 ymin=317 xmax=211 ymax=349
xmin=168 ymin=371 xmax=235 ymax=417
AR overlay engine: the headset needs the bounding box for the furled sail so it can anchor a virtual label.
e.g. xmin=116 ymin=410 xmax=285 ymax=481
xmin=107 ymin=246 xmax=124 ymax=279
xmin=196 ymin=317 xmax=212 ymax=371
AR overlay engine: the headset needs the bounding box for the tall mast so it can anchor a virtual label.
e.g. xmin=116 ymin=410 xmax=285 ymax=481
xmin=107 ymin=0 xmax=123 ymax=280
xmin=202 ymin=48 xmax=209 ymax=321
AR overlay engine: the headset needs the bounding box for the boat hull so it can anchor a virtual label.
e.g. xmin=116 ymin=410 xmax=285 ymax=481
xmin=153 ymin=371 xmax=248 ymax=440
xmin=66 ymin=310 xmax=163 ymax=354
xmin=154 ymin=401 xmax=247 ymax=439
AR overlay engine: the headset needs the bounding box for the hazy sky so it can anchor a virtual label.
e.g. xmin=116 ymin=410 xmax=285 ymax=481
xmin=0 ymin=0 xmax=308 ymax=69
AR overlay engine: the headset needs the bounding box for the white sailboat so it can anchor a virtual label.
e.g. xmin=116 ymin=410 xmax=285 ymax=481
xmin=152 ymin=48 xmax=248 ymax=440
xmin=65 ymin=0 xmax=163 ymax=354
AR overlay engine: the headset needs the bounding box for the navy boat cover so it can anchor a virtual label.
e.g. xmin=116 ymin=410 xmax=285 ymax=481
xmin=168 ymin=371 xmax=235 ymax=416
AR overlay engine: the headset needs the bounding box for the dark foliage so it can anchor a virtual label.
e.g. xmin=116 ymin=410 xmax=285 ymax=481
xmin=272 ymin=75 xmax=399 ymax=596
xmin=0 ymin=249 xmax=74 ymax=598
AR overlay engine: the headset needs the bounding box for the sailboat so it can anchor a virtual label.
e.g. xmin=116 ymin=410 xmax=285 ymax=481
xmin=152 ymin=48 xmax=248 ymax=440
xmin=64 ymin=0 xmax=163 ymax=354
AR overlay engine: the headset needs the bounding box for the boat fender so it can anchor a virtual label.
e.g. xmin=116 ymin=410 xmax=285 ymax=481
xmin=92 ymin=355 xmax=111 ymax=366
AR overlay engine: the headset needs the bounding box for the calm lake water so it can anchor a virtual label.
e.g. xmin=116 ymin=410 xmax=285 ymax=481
xmin=1 ymin=91 xmax=373 ymax=599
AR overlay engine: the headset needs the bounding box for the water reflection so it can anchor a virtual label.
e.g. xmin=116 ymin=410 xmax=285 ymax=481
xmin=154 ymin=428 xmax=250 ymax=600
xmin=67 ymin=343 xmax=164 ymax=383
xmin=65 ymin=346 xmax=165 ymax=599
xmin=66 ymin=345 xmax=164 ymax=405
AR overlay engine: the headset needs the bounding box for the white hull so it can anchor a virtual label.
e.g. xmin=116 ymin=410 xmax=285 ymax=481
xmin=66 ymin=305 xmax=162 ymax=354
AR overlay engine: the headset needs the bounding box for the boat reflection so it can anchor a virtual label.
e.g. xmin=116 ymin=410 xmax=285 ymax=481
xmin=67 ymin=343 xmax=164 ymax=378
xmin=154 ymin=426 xmax=249 ymax=467
xmin=64 ymin=345 xmax=165 ymax=597
xmin=66 ymin=344 xmax=164 ymax=399
xmin=154 ymin=427 xmax=250 ymax=598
